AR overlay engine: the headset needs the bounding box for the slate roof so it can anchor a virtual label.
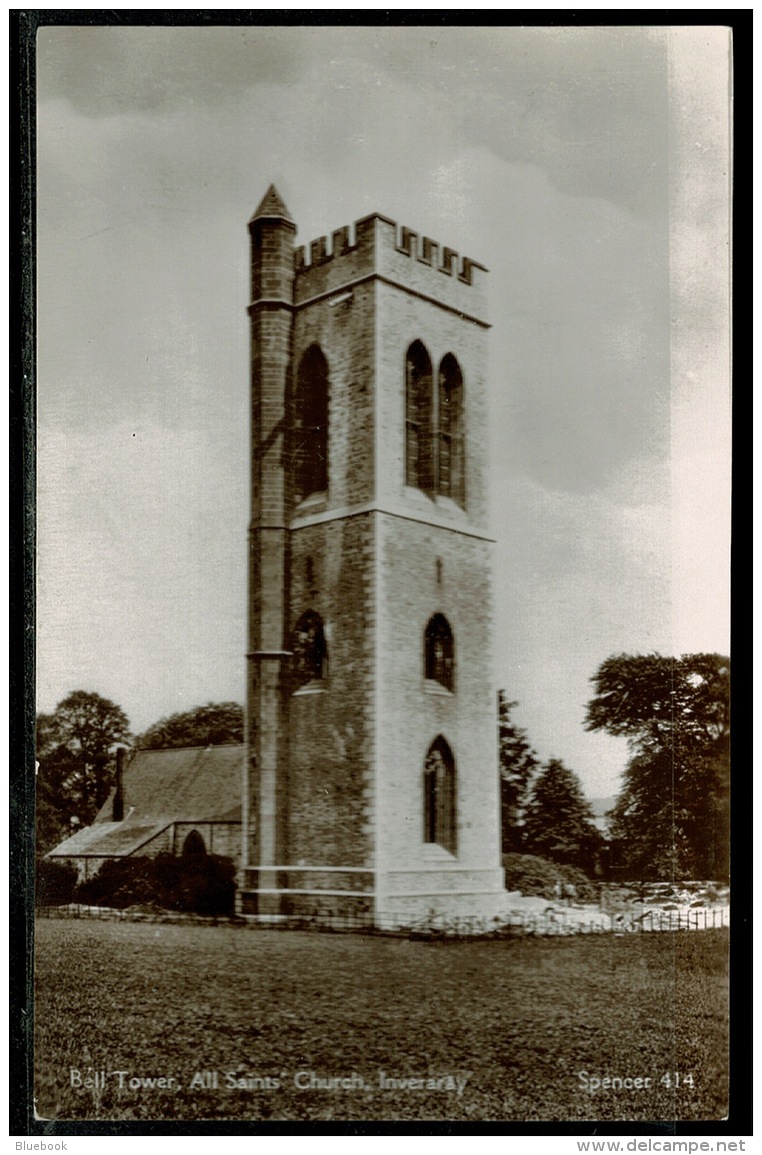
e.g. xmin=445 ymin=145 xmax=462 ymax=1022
xmin=95 ymin=744 xmax=244 ymax=824
xmin=46 ymin=745 xmax=243 ymax=860
xmin=47 ymin=819 xmax=170 ymax=859
xmin=250 ymin=184 xmax=293 ymax=225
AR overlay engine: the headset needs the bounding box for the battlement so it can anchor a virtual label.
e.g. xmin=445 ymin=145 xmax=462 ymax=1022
xmin=293 ymin=213 xmax=488 ymax=321
xmin=295 ymin=214 xmax=486 ymax=284
xmin=393 ymin=226 xmax=487 ymax=286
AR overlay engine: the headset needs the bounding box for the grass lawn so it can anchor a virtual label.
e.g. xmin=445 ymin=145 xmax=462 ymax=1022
xmin=34 ymin=919 xmax=728 ymax=1122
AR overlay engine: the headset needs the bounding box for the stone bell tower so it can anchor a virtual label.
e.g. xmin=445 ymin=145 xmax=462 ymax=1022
xmin=241 ymin=185 xmax=506 ymax=923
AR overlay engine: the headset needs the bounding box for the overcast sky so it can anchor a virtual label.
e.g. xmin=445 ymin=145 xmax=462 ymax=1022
xmin=35 ymin=24 xmax=731 ymax=799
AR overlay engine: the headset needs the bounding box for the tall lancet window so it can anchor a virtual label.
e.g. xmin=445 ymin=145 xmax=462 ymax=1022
xmin=405 ymin=341 xmax=434 ymax=493
xmin=437 ymin=354 xmax=464 ymax=506
xmin=423 ymin=737 xmax=457 ymax=855
xmin=294 ymin=345 xmax=328 ymax=501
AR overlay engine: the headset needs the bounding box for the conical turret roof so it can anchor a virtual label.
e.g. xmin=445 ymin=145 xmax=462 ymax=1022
xmin=250 ymin=184 xmax=294 ymax=225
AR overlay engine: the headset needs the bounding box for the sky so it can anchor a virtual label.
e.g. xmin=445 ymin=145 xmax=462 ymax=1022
xmin=35 ymin=24 xmax=731 ymax=800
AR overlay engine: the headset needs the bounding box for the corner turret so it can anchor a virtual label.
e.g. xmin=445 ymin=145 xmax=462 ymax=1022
xmin=245 ymin=185 xmax=297 ymax=899
xmin=250 ymin=183 xmax=294 ymax=226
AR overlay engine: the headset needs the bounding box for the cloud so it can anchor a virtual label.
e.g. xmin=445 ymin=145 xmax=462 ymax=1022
xmin=36 ymin=26 xmax=310 ymax=114
xmin=33 ymin=26 xmax=729 ymax=797
xmin=38 ymin=25 xmax=670 ymax=216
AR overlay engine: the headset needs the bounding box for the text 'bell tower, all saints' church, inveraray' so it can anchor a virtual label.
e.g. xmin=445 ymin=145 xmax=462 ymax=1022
xmin=240 ymin=184 xmax=506 ymax=923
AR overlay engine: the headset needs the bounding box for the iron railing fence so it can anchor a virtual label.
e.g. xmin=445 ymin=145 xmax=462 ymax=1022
xmin=36 ymin=903 xmax=728 ymax=936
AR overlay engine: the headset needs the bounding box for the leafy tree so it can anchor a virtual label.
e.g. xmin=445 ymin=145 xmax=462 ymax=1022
xmin=585 ymin=653 xmax=730 ymax=880
xmin=521 ymin=758 xmax=603 ymax=873
xmin=498 ymin=693 xmax=539 ymax=852
xmin=135 ymin=702 xmax=244 ymax=750
xmin=36 ymin=691 xmax=132 ymax=848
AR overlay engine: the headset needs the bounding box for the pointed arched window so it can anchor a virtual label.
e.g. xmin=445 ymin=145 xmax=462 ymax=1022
xmin=405 ymin=341 xmax=434 ymax=492
xmin=425 ymin=613 xmax=455 ymax=691
xmin=182 ymin=830 xmax=207 ymax=859
xmin=437 ymin=354 xmax=464 ymax=506
xmin=294 ymin=345 xmax=328 ymax=501
xmin=292 ymin=609 xmax=328 ymax=688
xmin=424 ymin=737 xmax=457 ymax=855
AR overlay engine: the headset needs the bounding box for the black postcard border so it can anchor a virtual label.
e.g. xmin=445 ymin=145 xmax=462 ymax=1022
xmin=11 ymin=8 xmax=751 ymax=1139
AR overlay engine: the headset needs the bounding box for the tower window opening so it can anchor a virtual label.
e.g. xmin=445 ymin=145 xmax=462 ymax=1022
xmin=423 ymin=738 xmax=457 ymax=855
xmin=292 ymin=610 xmax=328 ymax=687
xmin=293 ymin=345 xmax=329 ymax=502
xmin=437 ymin=354 xmax=464 ymax=507
xmin=405 ymin=341 xmax=434 ymax=493
xmin=424 ymin=613 xmax=455 ymax=691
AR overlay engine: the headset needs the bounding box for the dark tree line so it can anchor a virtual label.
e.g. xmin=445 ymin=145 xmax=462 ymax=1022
xmin=36 ymin=691 xmax=131 ymax=854
xmin=584 ymin=652 xmax=729 ymax=880
xmin=135 ymin=702 xmax=244 ymax=751
xmin=499 ymin=651 xmax=729 ymax=882
xmin=498 ymin=694 xmax=601 ymax=873
xmin=35 ymin=694 xmax=244 ymax=856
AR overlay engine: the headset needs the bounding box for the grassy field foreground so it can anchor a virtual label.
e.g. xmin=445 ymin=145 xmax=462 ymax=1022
xmin=34 ymin=919 xmax=728 ymax=1122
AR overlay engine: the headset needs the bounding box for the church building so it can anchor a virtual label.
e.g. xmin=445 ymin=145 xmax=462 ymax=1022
xmin=241 ymin=186 xmax=506 ymax=922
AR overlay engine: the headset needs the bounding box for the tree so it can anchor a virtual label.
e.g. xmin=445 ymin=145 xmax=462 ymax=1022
xmin=498 ymin=693 xmax=539 ymax=853
xmin=36 ymin=691 xmax=132 ymax=849
xmin=135 ymin=702 xmax=244 ymax=750
xmin=584 ymin=653 xmax=730 ymax=880
xmin=521 ymin=758 xmax=603 ymax=873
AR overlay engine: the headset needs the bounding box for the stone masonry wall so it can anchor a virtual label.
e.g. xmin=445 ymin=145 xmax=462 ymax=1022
xmin=286 ymin=514 xmax=375 ymax=870
xmin=375 ymin=513 xmax=503 ymax=904
xmin=245 ymin=199 xmax=502 ymax=919
xmin=293 ymin=214 xmax=488 ymax=325
xmin=375 ymin=279 xmax=490 ymax=532
xmin=290 ymin=282 xmax=376 ymax=513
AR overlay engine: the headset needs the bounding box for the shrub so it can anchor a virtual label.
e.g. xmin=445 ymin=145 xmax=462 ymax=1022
xmin=36 ymin=859 xmax=78 ymax=906
xmin=153 ymin=852 xmax=237 ymax=916
xmin=501 ymin=853 xmax=597 ymax=902
xmin=555 ymin=863 xmax=597 ymax=903
xmin=74 ymin=858 xmax=151 ymax=908
xmin=73 ymin=853 xmax=237 ymax=915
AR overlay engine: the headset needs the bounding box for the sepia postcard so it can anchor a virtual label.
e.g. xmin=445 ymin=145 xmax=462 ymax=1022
xmin=21 ymin=16 xmax=739 ymax=1136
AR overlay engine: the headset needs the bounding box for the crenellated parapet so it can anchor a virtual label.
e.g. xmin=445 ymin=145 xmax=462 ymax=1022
xmin=394 ymin=226 xmax=485 ymax=286
xmin=293 ymin=213 xmax=488 ymax=323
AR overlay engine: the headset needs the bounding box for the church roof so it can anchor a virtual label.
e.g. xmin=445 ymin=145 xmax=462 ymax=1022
xmin=95 ymin=744 xmax=244 ymax=825
xmin=250 ymin=183 xmax=293 ymax=225
xmin=47 ymin=818 xmax=171 ymax=859
xmin=46 ymin=745 xmax=243 ymax=860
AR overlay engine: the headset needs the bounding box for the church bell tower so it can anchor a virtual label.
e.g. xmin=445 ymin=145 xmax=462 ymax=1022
xmin=241 ymin=185 xmax=506 ymax=923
